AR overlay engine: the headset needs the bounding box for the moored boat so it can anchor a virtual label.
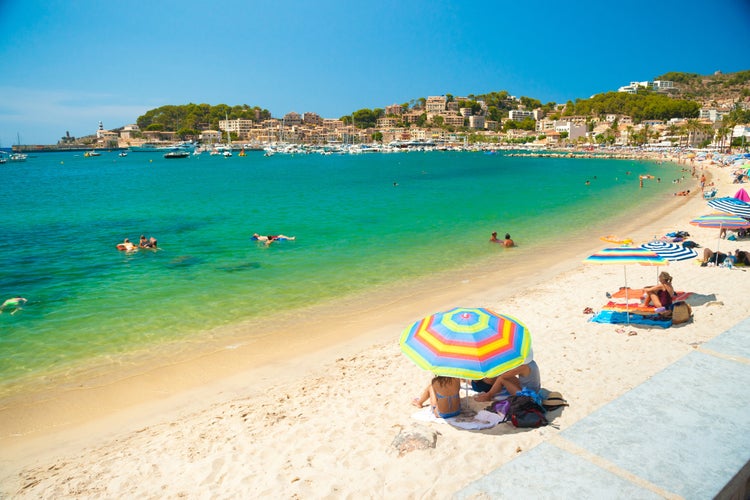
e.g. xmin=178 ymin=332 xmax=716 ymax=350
xmin=164 ymin=151 xmax=190 ymax=159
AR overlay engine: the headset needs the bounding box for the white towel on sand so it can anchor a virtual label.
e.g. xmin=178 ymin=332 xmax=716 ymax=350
xmin=411 ymin=407 xmax=502 ymax=430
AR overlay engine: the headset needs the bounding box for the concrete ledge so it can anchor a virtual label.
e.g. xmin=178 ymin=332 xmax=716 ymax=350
xmin=454 ymin=317 xmax=750 ymax=499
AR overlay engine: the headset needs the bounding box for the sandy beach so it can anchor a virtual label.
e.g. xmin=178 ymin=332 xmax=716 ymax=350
xmin=1 ymin=153 xmax=749 ymax=498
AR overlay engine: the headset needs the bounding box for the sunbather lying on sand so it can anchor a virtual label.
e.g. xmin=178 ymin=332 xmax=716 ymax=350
xmin=702 ymin=248 xmax=728 ymax=265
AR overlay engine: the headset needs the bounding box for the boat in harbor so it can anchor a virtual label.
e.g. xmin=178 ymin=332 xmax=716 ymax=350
xmin=131 ymin=141 xmax=196 ymax=153
xmin=8 ymin=152 xmax=28 ymax=162
xmin=164 ymin=151 xmax=190 ymax=159
xmin=84 ymin=150 xmax=101 ymax=157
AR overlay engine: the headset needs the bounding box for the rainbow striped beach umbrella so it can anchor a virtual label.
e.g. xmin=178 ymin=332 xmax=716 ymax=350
xmin=584 ymin=247 xmax=668 ymax=323
xmin=584 ymin=246 xmax=668 ymax=266
xmin=689 ymin=213 xmax=750 ymax=230
xmin=399 ymin=307 xmax=531 ymax=380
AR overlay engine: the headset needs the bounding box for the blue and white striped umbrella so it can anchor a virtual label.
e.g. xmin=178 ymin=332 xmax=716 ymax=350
xmin=640 ymin=240 xmax=697 ymax=261
xmin=707 ymin=197 xmax=750 ymax=219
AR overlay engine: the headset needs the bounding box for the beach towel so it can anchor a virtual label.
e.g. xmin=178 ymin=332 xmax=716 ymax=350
xmin=589 ymin=310 xmax=672 ymax=328
xmin=411 ymin=407 xmax=502 ymax=430
xmin=610 ymin=288 xmax=691 ymax=302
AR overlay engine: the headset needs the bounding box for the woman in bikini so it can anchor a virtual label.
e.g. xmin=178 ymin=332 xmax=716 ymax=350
xmin=412 ymin=376 xmax=461 ymax=419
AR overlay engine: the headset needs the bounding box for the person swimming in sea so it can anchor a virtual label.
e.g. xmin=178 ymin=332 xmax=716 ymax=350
xmin=252 ymin=233 xmax=296 ymax=246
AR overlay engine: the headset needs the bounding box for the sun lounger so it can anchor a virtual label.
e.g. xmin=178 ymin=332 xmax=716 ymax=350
xmin=703 ymin=188 xmax=718 ymax=200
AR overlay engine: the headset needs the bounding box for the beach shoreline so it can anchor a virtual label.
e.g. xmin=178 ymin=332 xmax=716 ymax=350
xmin=3 ymin=152 xmax=748 ymax=497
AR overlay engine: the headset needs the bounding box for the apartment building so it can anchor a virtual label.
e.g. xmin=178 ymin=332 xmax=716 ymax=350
xmin=469 ymin=115 xmax=485 ymax=129
xmin=425 ymin=96 xmax=447 ymax=114
xmin=508 ymin=110 xmax=534 ymax=121
xmin=219 ymin=119 xmax=255 ymax=138
xmin=384 ymin=104 xmax=403 ymax=116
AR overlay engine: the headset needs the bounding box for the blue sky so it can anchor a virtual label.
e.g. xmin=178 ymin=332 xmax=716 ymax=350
xmin=1 ymin=0 xmax=749 ymax=145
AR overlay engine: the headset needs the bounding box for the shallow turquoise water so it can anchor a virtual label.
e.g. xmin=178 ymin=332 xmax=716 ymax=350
xmin=0 ymin=150 xmax=682 ymax=394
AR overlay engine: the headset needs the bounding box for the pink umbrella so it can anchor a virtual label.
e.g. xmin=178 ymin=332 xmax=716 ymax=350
xmin=733 ymin=188 xmax=750 ymax=202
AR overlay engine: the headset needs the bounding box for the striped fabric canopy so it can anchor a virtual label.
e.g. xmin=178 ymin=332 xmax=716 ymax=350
xmin=399 ymin=307 xmax=531 ymax=380
xmin=584 ymin=246 xmax=668 ymax=266
xmin=690 ymin=213 xmax=750 ymax=229
xmin=707 ymin=197 xmax=750 ymax=219
xmin=640 ymin=241 xmax=697 ymax=261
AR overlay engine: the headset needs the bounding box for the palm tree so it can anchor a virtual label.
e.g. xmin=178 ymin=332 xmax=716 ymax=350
xmin=685 ymin=119 xmax=701 ymax=147
xmin=666 ymin=124 xmax=679 ymax=146
xmin=722 ymin=116 xmax=737 ymax=153
xmin=715 ymin=125 xmax=728 ymax=151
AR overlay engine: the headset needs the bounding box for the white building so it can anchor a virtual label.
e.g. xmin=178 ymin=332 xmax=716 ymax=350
xmin=508 ymin=110 xmax=534 ymax=121
xmin=219 ymin=119 xmax=254 ymax=138
xmin=554 ymin=121 xmax=587 ymax=140
xmin=618 ymin=81 xmax=651 ymax=94
xmin=653 ymin=80 xmax=675 ymax=91
xmin=699 ymin=109 xmax=726 ymax=122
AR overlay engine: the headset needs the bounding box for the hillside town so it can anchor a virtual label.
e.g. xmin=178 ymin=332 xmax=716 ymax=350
xmin=16 ymin=75 xmax=750 ymax=154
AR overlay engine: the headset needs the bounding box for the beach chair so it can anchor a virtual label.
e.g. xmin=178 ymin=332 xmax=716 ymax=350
xmin=703 ymin=188 xmax=718 ymax=200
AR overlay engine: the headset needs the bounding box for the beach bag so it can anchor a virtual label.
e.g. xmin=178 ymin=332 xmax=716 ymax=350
xmin=504 ymin=395 xmax=548 ymax=428
xmin=672 ymin=302 xmax=692 ymax=324
xmin=486 ymin=399 xmax=511 ymax=419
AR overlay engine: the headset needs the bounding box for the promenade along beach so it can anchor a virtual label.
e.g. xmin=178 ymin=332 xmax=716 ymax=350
xmin=1 ymin=149 xmax=748 ymax=497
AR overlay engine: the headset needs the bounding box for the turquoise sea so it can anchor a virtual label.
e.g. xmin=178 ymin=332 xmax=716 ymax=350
xmin=0 ymin=150 xmax=684 ymax=398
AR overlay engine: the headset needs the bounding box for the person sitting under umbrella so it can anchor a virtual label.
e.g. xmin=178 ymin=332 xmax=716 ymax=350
xmin=702 ymin=248 xmax=729 ymax=266
xmin=472 ymin=358 xmax=541 ymax=403
xmin=412 ymin=376 xmax=461 ymax=419
xmin=641 ymin=271 xmax=675 ymax=311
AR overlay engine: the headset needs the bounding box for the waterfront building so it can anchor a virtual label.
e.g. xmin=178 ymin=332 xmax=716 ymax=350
xmin=199 ymin=130 xmax=222 ymax=143
xmin=219 ymin=119 xmax=255 ymax=139
xmin=469 ymin=115 xmax=485 ymax=129
xmin=323 ymin=118 xmax=344 ymax=130
xmin=376 ymin=117 xmax=399 ymax=128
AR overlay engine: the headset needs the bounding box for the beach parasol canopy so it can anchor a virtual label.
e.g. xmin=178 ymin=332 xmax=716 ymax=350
xmin=733 ymin=188 xmax=750 ymax=202
xmin=399 ymin=307 xmax=531 ymax=380
xmin=707 ymin=197 xmax=750 ymax=219
xmin=584 ymin=247 xmax=668 ymax=322
xmin=640 ymin=240 xmax=697 ymax=261
xmin=689 ymin=213 xmax=750 ymax=231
